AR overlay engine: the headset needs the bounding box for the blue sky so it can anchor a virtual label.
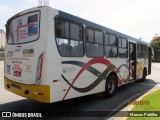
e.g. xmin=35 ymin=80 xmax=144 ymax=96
xmin=0 ymin=0 xmax=160 ymax=42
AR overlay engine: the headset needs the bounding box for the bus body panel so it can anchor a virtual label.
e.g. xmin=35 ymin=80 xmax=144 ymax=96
xmin=4 ymin=7 xmax=51 ymax=103
xmin=5 ymin=7 xmax=47 ymax=85
xmin=4 ymin=76 xmax=50 ymax=103
xmin=45 ymin=8 xmax=62 ymax=102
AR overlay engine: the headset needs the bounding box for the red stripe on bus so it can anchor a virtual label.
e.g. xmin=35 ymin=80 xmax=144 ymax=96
xmin=17 ymin=23 xmax=34 ymax=28
xmin=16 ymin=45 xmax=21 ymax=48
xmin=130 ymin=62 xmax=134 ymax=77
xmin=16 ymin=23 xmax=34 ymax=41
xmin=53 ymin=80 xmax=58 ymax=83
xmin=62 ymin=58 xmax=111 ymax=100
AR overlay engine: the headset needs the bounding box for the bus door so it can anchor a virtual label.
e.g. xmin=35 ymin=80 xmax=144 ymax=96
xmin=129 ymin=42 xmax=137 ymax=80
xmin=148 ymin=47 xmax=152 ymax=75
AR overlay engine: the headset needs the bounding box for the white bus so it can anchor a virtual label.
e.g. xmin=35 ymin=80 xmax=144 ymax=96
xmin=4 ymin=6 xmax=152 ymax=103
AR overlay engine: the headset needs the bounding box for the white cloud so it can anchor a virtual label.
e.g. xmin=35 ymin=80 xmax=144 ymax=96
xmin=67 ymin=0 xmax=160 ymax=42
xmin=27 ymin=0 xmax=37 ymax=3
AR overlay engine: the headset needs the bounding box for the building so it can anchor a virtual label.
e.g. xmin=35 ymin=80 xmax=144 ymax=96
xmin=0 ymin=29 xmax=5 ymax=60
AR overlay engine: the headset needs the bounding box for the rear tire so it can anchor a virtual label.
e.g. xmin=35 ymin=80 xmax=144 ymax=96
xmin=103 ymin=75 xmax=117 ymax=98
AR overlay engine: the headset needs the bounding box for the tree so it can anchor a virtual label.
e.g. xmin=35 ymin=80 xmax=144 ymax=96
xmin=150 ymin=36 xmax=160 ymax=62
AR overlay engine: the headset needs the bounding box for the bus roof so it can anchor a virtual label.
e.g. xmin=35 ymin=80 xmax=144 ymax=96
xmin=6 ymin=6 xmax=149 ymax=46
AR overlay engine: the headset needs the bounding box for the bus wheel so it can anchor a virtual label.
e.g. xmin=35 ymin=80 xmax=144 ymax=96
xmin=103 ymin=75 xmax=117 ymax=98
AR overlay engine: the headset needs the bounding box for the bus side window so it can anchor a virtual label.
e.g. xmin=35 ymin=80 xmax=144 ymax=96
xmin=56 ymin=38 xmax=70 ymax=56
xmin=130 ymin=45 xmax=135 ymax=60
xmin=56 ymin=20 xmax=65 ymax=37
xmin=108 ymin=34 xmax=118 ymax=58
xmin=86 ymin=29 xmax=94 ymax=42
xmin=118 ymin=37 xmax=128 ymax=58
xmin=55 ymin=18 xmax=84 ymax=57
xmin=143 ymin=45 xmax=148 ymax=58
xmin=137 ymin=43 xmax=143 ymax=58
xmin=105 ymin=33 xmax=109 ymax=57
xmin=85 ymin=28 xmax=103 ymax=57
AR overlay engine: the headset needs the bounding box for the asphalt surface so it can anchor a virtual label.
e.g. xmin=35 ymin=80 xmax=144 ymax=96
xmin=0 ymin=61 xmax=160 ymax=120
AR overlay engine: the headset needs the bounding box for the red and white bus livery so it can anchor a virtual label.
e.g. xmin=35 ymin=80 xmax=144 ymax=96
xmin=4 ymin=6 xmax=152 ymax=103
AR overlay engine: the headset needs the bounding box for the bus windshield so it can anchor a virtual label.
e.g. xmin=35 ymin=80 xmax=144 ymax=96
xmin=6 ymin=11 xmax=40 ymax=44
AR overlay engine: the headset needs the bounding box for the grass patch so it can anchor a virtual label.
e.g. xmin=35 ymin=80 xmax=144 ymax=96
xmin=127 ymin=89 xmax=160 ymax=120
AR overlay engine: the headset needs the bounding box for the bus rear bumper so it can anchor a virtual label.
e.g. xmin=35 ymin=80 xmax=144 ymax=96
xmin=4 ymin=77 xmax=50 ymax=103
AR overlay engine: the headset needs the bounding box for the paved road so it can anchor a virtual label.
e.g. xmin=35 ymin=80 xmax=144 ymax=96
xmin=0 ymin=61 xmax=160 ymax=120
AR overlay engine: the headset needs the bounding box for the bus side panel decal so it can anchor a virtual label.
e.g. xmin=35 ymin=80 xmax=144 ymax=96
xmin=62 ymin=58 xmax=130 ymax=100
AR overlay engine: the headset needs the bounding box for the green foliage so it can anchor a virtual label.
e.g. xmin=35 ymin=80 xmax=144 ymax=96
xmin=150 ymin=41 xmax=160 ymax=62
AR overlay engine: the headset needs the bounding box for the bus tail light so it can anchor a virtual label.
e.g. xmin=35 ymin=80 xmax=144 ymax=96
xmin=36 ymin=53 xmax=43 ymax=84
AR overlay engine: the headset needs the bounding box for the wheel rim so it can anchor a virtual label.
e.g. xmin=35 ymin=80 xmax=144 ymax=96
xmin=108 ymin=78 xmax=115 ymax=94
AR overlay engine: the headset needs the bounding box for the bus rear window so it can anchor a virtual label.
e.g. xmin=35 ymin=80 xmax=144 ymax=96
xmin=28 ymin=14 xmax=38 ymax=23
xmin=7 ymin=11 xmax=40 ymax=44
